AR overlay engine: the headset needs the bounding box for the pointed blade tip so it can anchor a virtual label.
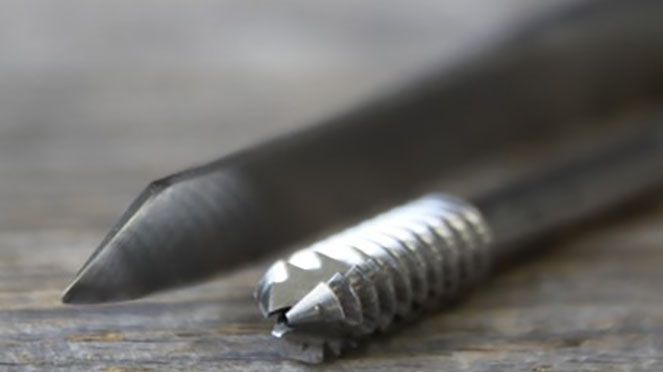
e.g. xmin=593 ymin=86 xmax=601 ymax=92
xmin=60 ymin=285 xmax=76 ymax=304
xmin=60 ymin=281 xmax=93 ymax=305
xmin=60 ymin=276 xmax=101 ymax=305
xmin=60 ymin=256 xmax=105 ymax=305
xmin=60 ymin=265 xmax=138 ymax=305
xmin=60 ymin=281 xmax=138 ymax=305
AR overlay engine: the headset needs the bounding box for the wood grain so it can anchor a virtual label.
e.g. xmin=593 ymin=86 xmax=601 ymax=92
xmin=1 ymin=0 xmax=661 ymax=370
xmin=1 ymin=197 xmax=662 ymax=371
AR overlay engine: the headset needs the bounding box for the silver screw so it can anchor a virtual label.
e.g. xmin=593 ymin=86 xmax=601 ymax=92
xmin=255 ymin=194 xmax=493 ymax=363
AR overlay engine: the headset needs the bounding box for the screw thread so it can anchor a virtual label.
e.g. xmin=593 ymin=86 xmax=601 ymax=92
xmin=257 ymin=193 xmax=493 ymax=359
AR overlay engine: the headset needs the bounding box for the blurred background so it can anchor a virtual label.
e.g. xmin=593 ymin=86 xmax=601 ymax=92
xmin=0 ymin=0 xmax=564 ymax=232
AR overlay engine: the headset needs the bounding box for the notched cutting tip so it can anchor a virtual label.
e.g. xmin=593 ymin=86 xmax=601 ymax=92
xmin=285 ymin=278 xmax=349 ymax=326
xmin=272 ymin=321 xmax=346 ymax=364
xmin=256 ymin=254 xmax=353 ymax=316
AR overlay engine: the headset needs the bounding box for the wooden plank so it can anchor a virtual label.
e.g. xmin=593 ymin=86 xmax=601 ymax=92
xmin=1 ymin=198 xmax=662 ymax=371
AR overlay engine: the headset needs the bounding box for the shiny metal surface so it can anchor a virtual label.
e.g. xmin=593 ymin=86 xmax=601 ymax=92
xmin=256 ymin=195 xmax=492 ymax=363
xmin=63 ymin=0 xmax=663 ymax=304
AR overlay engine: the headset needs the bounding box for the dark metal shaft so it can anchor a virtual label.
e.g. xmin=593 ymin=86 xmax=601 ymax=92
xmin=476 ymin=120 xmax=663 ymax=259
xmin=63 ymin=0 xmax=663 ymax=304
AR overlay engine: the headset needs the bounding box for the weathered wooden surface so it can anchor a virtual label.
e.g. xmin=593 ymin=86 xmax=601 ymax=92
xmin=3 ymin=197 xmax=663 ymax=371
xmin=1 ymin=1 xmax=661 ymax=371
